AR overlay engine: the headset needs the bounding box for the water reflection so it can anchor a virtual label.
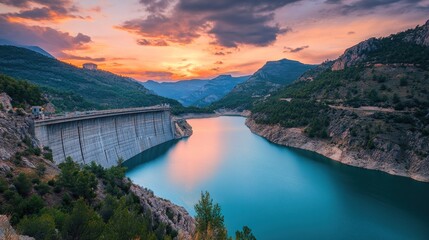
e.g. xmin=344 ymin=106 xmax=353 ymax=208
xmin=123 ymin=140 xmax=179 ymax=169
xmin=125 ymin=117 xmax=226 ymax=190
xmin=126 ymin=117 xmax=429 ymax=239
xmin=167 ymin=118 xmax=224 ymax=190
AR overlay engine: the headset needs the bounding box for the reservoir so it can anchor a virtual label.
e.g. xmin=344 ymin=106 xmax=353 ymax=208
xmin=126 ymin=117 xmax=429 ymax=239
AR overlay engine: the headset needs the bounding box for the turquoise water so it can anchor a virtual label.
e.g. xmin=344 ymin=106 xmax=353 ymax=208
xmin=125 ymin=117 xmax=429 ymax=240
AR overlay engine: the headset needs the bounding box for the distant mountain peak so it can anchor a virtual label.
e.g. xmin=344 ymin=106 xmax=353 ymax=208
xmin=215 ymin=74 xmax=233 ymax=78
xmin=0 ymin=39 xmax=55 ymax=59
xmin=269 ymin=58 xmax=302 ymax=64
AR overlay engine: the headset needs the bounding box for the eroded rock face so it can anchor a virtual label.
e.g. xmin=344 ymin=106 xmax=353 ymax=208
xmin=129 ymin=183 xmax=196 ymax=240
xmin=246 ymin=112 xmax=429 ymax=182
xmin=0 ymin=215 xmax=35 ymax=240
xmin=0 ymin=92 xmax=12 ymax=111
xmin=174 ymin=118 xmax=193 ymax=139
xmin=331 ymin=38 xmax=380 ymax=71
xmin=0 ymin=111 xmax=34 ymax=162
xmin=403 ymin=20 xmax=429 ymax=46
xmin=331 ymin=20 xmax=429 ymax=71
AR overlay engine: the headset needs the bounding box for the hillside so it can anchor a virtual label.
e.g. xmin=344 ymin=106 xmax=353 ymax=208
xmin=0 ymin=111 xmax=195 ymax=240
xmin=0 ymin=46 xmax=183 ymax=112
xmin=0 ymin=39 xmax=55 ymax=58
xmin=143 ymin=75 xmax=249 ymax=107
xmin=0 ymin=76 xmax=196 ymax=239
xmin=210 ymin=59 xmax=315 ymax=110
xmin=248 ymin=20 xmax=429 ymax=181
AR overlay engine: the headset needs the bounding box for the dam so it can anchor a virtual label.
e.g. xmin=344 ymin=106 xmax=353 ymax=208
xmin=34 ymin=106 xmax=176 ymax=167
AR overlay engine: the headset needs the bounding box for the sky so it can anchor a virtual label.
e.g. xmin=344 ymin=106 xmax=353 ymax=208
xmin=0 ymin=0 xmax=428 ymax=82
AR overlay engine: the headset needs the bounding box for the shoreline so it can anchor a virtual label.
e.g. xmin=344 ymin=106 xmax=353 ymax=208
xmin=244 ymin=118 xmax=429 ymax=183
xmin=177 ymin=110 xmax=250 ymax=119
xmin=177 ymin=113 xmax=428 ymax=183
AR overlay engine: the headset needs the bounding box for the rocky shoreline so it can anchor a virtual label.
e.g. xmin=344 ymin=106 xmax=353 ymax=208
xmin=245 ymin=118 xmax=429 ymax=182
xmin=129 ymin=183 xmax=196 ymax=240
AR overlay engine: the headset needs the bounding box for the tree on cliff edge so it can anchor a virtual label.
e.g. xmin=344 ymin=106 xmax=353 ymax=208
xmin=194 ymin=191 xmax=228 ymax=240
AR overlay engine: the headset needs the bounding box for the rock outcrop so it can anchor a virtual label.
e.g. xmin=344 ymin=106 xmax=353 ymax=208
xmin=402 ymin=19 xmax=429 ymax=46
xmin=0 ymin=110 xmax=33 ymax=162
xmin=0 ymin=215 xmax=35 ymax=240
xmin=130 ymin=183 xmax=196 ymax=240
xmin=174 ymin=118 xmax=193 ymax=138
xmin=331 ymin=38 xmax=380 ymax=71
xmin=246 ymin=113 xmax=429 ymax=182
xmin=332 ymin=19 xmax=429 ymax=71
xmin=0 ymin=92 xmax=12 ymax=111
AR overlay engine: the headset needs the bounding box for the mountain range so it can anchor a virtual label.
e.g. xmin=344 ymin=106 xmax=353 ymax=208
xmin=143 ymin=75 xmax=249 ymax=107
xmin=210 ymin=59 xmax=316 ymax=110
xmin=0 ymin=46 xmax=182 ymax=112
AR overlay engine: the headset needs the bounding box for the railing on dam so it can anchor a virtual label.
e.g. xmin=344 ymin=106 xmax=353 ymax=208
xmin=34 ymin=105 xmax=171 ymax=126
xmin=34 ymin=106 xmax=176 ymax=168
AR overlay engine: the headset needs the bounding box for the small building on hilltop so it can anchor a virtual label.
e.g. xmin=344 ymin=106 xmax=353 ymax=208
xmin=83 ymin=62 xmax=97 ymax=70
xmin=31 ymin=106 xmax=44 ymax=119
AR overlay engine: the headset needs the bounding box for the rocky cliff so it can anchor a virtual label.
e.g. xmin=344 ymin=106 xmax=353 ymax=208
xmin=174 ymin=118 xmax=193 ymax=138
xmin=331 ymin=19 xmax=429 ymax=71
xmin=247 ymin=109 xmax=429 ymax=182
xmin=248 ymin=19 xmax=429 ymax=182
xmin=130 ymin=183 xmax=195 ymax=239
xmin=331 ymin=38 xmax=380 ymax=70
xmin=402 ymin=19 xmax=429 ymax=46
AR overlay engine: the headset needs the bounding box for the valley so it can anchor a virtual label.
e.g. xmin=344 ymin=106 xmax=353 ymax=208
xmin=0 ymin=11 xmax=429 ymax=240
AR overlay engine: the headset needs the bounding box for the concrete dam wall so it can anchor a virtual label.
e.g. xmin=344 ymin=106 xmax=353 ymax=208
xmin=34 ymin=107 xmax=175 ymax=168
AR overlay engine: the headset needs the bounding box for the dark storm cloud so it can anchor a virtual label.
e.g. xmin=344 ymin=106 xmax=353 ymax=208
xmin=140 ymin=0 xmax=173 ymax=14
xmin=120 ymin=13 xmax=204 ymax=45
xmin=0 ymin=16 xmax=91 ymax=54
xmin=283 ymin=45 xmax=309 ymax=53
xmin=324 ymin=0 xmax=342 ymax=4
xmin=0 ymin=0 xmax=81 ymax=20
xmin=137 ymin=38 xmax=169 ymax=46
xmin=325 ymin=0 xmax=428 ymax=14
xmin=120 ymin=0 xmax=299 ymax=47
xmin=60 ymin=53 xmax=106 ymax=62
xmin=177 ymin=0 xmax=301 ymax=12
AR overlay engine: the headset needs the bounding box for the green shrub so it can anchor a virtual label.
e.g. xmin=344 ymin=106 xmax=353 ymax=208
xmin=21 ymin=195 xmax=45 ymax=216
xmin=305 ymin=117 xmax=330 ymax=138
xmin=392 ymin=94 xmax=400 ymax=104
xmin=400 ymin=78 xmax=408 ymax=86
xmin=36 ymin=163 xmax=46 ymax=177
xmin=0 ymin=177 xmax=8 ymax=193
xmin=35 ymin=182 xmax=51 ymax=196
xmin=236 ymin=226 xmax=256 ymax=240
xmin=18 ymin=214 xmax=57 ymax=240
xmin=13 ymin=173 xmax=32 ymax=196
xmin=62 ymin=199 xmax=105 ymax=240
xmin=43 ymin=152 xmax=53 ymax=162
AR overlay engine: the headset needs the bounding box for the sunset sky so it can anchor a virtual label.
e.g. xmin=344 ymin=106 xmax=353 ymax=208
xmin=0 ymin=0 xmax=428 ymax=81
